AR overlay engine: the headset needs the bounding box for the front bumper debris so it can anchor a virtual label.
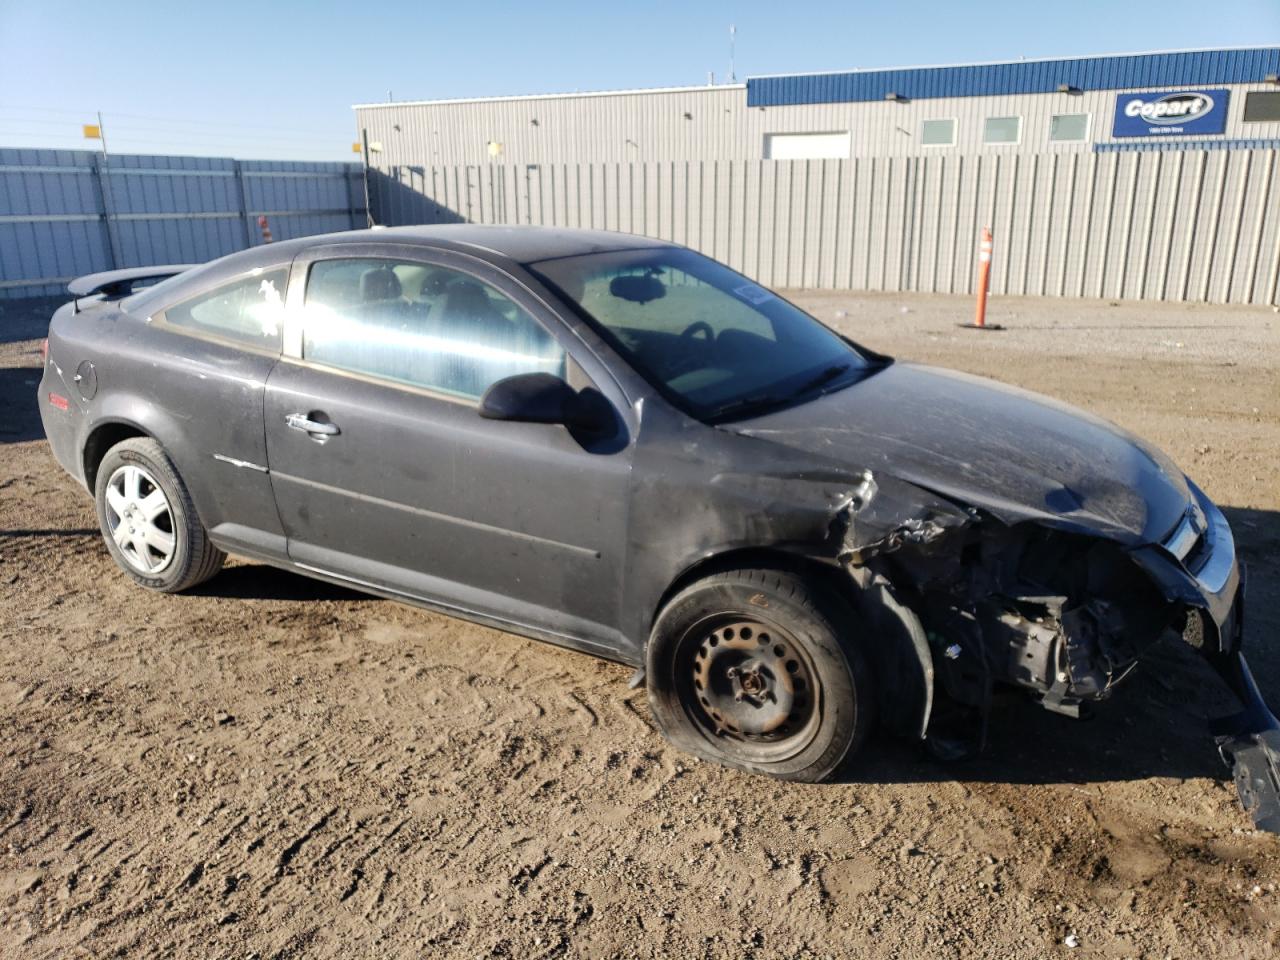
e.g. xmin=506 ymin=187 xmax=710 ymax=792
xmin=1207 ymin=581 xmax=1280 ymax=832
xmin=1198 ymin=570 xmax=1280 ymax=834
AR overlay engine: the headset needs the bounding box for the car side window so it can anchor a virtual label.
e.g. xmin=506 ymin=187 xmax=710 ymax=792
xmin=163 ymin=269 xmax=287 ymax=349
xmin=301 ymin=258 xmax=566 ymax=400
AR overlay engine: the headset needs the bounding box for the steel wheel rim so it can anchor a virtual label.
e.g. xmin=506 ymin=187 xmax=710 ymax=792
xmin=679 ymin=615 xmax=823 ymax=764
xmin=104 ymin=464 xmax=176 ymax=575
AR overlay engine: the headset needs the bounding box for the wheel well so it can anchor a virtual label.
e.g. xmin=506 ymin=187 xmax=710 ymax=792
xmin=83 ymin=422 xmax=149 ymax=491
xmin=651 ymin=547 xmax=851 ymax=636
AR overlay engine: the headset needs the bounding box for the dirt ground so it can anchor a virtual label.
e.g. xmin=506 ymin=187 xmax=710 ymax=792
xmin=1 ymin=289 xmax=1278 ymax=959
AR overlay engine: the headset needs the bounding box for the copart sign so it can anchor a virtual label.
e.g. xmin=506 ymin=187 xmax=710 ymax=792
xmin=1112 ymin=89 xmax=1230 ymax=137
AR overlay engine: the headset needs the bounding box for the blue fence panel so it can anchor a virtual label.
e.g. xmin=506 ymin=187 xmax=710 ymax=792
xmin=0 ymin=147 xmax=365 ymax=298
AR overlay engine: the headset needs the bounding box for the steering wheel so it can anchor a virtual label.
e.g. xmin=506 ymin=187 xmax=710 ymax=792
xmin=679 ymin=321 xmax=714 ymax=343
xmin=666 ymin=321 xmax=715 ymax=378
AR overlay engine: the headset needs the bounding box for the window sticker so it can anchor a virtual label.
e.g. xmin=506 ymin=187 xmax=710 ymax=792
xmin=733 ymin=282 xmax=773 ymax=306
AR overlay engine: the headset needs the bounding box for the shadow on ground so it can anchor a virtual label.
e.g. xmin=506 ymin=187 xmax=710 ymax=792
xmin=193 ymin=563 xmax=371 ymax=603
xmin=0 ymin=296 xmax=62 ymax=345
xmin=0 ymin=365 xmax=46 ymax=443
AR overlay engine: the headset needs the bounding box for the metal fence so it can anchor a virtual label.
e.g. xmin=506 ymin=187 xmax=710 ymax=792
xmin=0 ymin=148 xmax=366 ymax=298
xmin=368 ymin=148 xmax=1280 ymax=305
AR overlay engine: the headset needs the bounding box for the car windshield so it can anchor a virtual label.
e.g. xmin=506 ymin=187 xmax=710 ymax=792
xmin=527 ymin=247 xmax=874 ymax=423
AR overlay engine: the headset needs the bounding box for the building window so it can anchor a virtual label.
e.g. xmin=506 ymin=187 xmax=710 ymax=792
xmin=1243 ymin=91 xmax=1280 ymax=123
xmin=1049 ymin=113 xmax=1090 ymax=142
xmin=921 ymin=119 xmax=956 ymax=146
xmin=763 ymin=131 xmax=850 ymax=160
xmin=983 ymin=116 xmax=1021 ymax=144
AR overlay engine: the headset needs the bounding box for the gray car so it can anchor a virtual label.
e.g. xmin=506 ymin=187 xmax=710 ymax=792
xmin=37 ymin=225 xmax=1279 ymax=831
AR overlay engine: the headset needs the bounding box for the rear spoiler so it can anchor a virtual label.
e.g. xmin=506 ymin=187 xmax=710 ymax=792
xmin=68 ymin=264 xmax=196 ymax=308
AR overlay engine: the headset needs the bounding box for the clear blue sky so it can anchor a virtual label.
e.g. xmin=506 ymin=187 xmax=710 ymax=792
xmin=1 ymin=0 xmax=1277 ymax=162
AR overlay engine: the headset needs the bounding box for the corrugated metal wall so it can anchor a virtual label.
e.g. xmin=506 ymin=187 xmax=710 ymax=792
xmin=368 ymin=149 xmax=1280 ymax=305
xmin=354 ymin=83 xmax=1280 ymax=166
xmin=357 ymin=87 xmax=749 ymax=167
xmin=0 ymin=148 xmax=366 ymax=298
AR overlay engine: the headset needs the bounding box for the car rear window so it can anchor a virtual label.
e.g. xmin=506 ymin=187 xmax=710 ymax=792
xmin=161 ymin=268 xmax=287 ymax=350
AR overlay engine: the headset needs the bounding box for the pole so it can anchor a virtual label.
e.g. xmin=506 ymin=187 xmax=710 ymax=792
xmin=95 ymin=111 xmax=123 ymax=269
xmin=361 ymin=127 xmax=375 ymax=228
xmin=960 ymin=226 xmax=1004 ymax=330
xmin=974 ymin=226 xmax=992 ymax=326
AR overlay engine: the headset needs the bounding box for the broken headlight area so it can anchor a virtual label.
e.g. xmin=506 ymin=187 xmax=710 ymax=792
xmin=865 ymin=526 xmax=1172 ymax=741
xmin=845 ymin=511 xmax=1280 ymax=832
xmin=817 ymin=468 xmax=1278 ymax=829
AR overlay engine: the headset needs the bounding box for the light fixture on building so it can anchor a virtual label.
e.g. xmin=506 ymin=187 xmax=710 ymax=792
xmin=530 ymin=118 xmax=540 ymax=126
xmin=1267 ymin=73 xmax=1280 ymax=84
xmin=683 ymin=111 xmax=693 ymax=120
xmin=884 ymin=92 xmax=907 ymax=102
xmin=1057 ymin=83 xmax=1082 ymax=94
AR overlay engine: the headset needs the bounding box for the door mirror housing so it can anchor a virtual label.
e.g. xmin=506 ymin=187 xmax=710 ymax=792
xmin=479 ymin=373 xmax=578 ymax=424
xmin=479 ymin=373 xmax=616 ymax=436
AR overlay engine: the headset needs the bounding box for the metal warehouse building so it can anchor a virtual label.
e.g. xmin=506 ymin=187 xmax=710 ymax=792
xmin=354 ymin=48 xmax=1280 ymax=305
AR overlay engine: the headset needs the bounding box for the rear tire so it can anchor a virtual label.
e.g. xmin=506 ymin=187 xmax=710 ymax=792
xmin=646 ymin=567 xmax=875 ymax=782
xmin=93 ymin=437 xmax=225 ymax=593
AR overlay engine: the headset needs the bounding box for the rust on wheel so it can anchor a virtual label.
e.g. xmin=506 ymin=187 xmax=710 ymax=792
xmin=686 ymin=619 xmax=821 ymax=760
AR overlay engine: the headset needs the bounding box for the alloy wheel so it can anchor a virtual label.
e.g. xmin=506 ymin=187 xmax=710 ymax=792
xmin=104 ymin=464 xmax=176 ymax=574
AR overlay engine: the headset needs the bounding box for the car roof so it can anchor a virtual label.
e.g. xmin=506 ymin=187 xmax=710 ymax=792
xmin=124 ymin=225 xmax=677 ymax=314
xmin=303 ymin=224 xmax=674 ymax=264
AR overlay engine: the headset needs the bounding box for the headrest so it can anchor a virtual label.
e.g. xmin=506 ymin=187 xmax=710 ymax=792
xmin=443 ymin=281 xmax=494 ymax=316
xmin=360 ymin=266 xmax=402 ymax=302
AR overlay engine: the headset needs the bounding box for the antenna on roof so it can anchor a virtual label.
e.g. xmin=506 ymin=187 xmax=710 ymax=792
xmin=728 ymin=24 xmax=736 ymax=83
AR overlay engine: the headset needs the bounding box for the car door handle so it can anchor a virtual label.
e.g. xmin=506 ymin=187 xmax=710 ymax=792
xmin=285 ymin=413 xmax=340 ymax=437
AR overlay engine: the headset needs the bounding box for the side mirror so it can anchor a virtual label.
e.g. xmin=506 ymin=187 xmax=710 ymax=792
xmin=479 ymin=372 xmax=576 ymax=424
xmin=479 ymin=373 xmax=617 ymax=438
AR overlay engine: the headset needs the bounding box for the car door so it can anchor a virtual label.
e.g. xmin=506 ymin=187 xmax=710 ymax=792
xmin=262 ymin=243 xmax=636 ymax=659
xmin=135 ymin=264 xmax=291 ymax=557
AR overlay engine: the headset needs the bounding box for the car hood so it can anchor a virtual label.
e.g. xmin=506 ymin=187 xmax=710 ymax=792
xmin=727 ymin=361 xmax=1192 ymax=544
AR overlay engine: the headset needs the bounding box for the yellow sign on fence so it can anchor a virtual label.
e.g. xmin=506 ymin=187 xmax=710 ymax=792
xmin=82 ymin=124 xmax=101 ymax=139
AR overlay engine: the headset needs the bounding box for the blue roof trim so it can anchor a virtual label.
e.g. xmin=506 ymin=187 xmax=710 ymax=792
xmin=747 ymin=49 xmax=1280 ymax=107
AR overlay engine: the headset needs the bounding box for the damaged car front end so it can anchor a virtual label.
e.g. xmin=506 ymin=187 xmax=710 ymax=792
xmin=529 ymin=239 xmax=1277 ymax=831
xmin=818 ymin=453 xmax=1277 ymax=833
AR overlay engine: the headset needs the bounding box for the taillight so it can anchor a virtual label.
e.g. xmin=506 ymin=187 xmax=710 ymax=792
xmin=40 ymin=338 xmax=48 ymax=362
xmin=48 ymin=393 xmax=69 ymax=411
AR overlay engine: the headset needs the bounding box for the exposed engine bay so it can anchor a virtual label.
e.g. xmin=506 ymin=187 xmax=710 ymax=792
xmin=827 ymin=473 xmax=1279 ymax=833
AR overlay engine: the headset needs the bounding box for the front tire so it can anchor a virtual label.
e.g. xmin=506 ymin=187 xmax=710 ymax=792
xmin=94 ymin=437 xmax=225 ymax=592
xmin=646 ymin=567 xmax=875 ymax=781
